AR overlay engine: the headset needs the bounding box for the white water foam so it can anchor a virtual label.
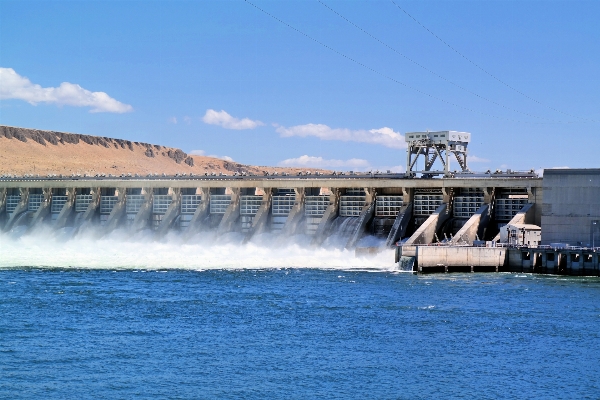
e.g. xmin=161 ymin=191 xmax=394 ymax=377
xmin=0 ymin=226 xmax=398 ymax=271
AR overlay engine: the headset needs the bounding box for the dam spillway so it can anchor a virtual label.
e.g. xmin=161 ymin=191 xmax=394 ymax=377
xmin=0 ymin=172 xmax=542 ymax=250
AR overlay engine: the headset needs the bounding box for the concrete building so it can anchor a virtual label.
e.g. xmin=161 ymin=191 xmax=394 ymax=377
xmin=541 ymin=169 xmax=600 ymax=246
xmin=500 ymin=223 xmax=541 ymax=247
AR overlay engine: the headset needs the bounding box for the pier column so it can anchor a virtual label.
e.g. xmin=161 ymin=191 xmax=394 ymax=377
xmin=282 ymin=187 xmax=306 ymax=236
xmin=450 ymin=204 xmax=490 ymax=245
xmin=156 ymin=188 xmax=181 ymax=237
xmin=104 ymin=188 xmax=126 ymax=234
xmin=385 ymin=202 xmax=413 ymax=248
xmin=402 ymin=187 xmax=414 ymax=204
xmin=217 ymin=188 xmax=240 ymax=235
xmin=403 ymin=203 xmax=450 ymax=246
xmin=243 ymin=188 xmax=273 ymax=243
xmin=54 ymin=187 xmax=76 ymax=229
xmin=483 ymin=187 xmax=495 ymax=204
xmin=442 ymin=187 xmax=452 ymax=204
xmin=0 ymin=188 xmax=6 ymax=228
xmin=3 ymin=188 xmax=29 ymax=232
xmin=345 ymin=188 xmax=376 ymax=249
xmin=184 ymin=187 xmax=210 ymax=237
xmin=131 ymin=187 xmax=153 ymax=232
xmin=311 ymin=188 xmax=340 ymax=246
xmin=73 ymin=187 xmax=101 ymax=235
xmin=28 ymin=188 xmax=53 ymax=230
xmin=79 ymin=187 xmax=101 ymax=225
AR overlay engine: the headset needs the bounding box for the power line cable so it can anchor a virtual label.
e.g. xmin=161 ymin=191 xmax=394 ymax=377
xmin=243 ymin=0 xmax=561 ymax=124
xmin=318 ymin=0 xmax=566 ymax=123
xmin=389 ymin=0 xmax=597 ymax=123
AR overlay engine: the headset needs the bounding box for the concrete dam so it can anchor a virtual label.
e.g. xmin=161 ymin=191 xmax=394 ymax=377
xmin=0 ymin=172 xmax=541 ymax=248
xmin=2 ymin=129 xmax=598 ymax=276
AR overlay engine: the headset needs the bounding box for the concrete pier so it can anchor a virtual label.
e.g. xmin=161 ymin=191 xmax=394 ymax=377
xmin=281 ymin=188 xmax=305 ymax=235
xmin=217 ymin=188 xmax=240 ymax=235
xmin=311 ymin=189 xmax=340 ymax=246
xmin=28 ymin=188 xmax=51 ymax=230
xmin=404 ymin=203 xmax=450 ymax=247
xmin=385 ymin=203 xmax=413 ymax=248
xmin=243 ymin=188 xmax=272 ymax=243
xmin=104 ymin=188 xmax=126 ymax=233
xmin=183 ymin=187 xmax=209 ymax=236
xmin=415 ymin=246 xmax=506 ymax=273
xmin=450 ymin=204 xmax=490 ymax=245
xmin=3 ymin=188 xmax=29 ymax=232
xmin=54 ymin=188 xmax=76 ymax=229
xmin=156 ymin=188 xmax=181 ymax=237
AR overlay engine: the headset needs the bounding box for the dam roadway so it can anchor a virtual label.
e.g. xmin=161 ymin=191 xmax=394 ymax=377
xmin=0 ymin=172 xmax=541 ymax=190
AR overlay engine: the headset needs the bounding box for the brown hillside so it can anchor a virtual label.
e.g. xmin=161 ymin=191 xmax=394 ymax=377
xmin=0 ymin=126 xmax=324 ymax=176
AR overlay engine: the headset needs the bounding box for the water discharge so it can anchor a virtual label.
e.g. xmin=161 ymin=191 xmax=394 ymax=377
xmin=0 ymin=226 xmax=398 ymax=271
xmin=322 ymin=216 xmax=361 ymax=248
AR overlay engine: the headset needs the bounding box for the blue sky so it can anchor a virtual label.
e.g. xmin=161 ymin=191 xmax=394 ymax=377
xmin=1 ymin=0 xmax=598 ymax=172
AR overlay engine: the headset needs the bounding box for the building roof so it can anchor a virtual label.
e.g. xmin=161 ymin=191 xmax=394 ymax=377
xmin=544 ymin=168 xmax=600 ymax=176
xmin=507 ymin=223 xmax=541 ymax=231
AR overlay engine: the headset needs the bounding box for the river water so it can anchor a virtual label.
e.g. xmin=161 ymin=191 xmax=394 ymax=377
xmin=1 ymin=231 xmax=599 ymax=398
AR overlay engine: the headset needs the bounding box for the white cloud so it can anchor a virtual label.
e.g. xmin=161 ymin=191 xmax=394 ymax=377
xmin=275 ymin=124 xmax=406 ymax=149
xmin=183 ymin=116 xmax=192 ymax=125
xmin=189 ymin=149 xmax=234 ymax=162
xmin=169 ymin=117 xmax=178 ymax=124
xmin=213 ymin=155 xmax=234 ymax=162
xmin=279 ymin=155 xmax=370 ymax=169
xmin=202 ymin=109 xmax=264 ymax=130
xmin=0 ymin=67 xmax=133 ymax=113
xmin=469 ymin=155 xmax=490 ymax=163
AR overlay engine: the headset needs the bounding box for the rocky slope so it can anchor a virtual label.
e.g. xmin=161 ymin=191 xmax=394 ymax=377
xmin=0 ymin=126 xmax=322 ymax=176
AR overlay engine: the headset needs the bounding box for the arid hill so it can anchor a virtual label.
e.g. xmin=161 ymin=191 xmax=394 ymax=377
xmin=0 ymin=126 xmax=322 ymax=176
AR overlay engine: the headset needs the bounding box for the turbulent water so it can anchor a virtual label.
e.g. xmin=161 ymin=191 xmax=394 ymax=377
xmin=1 ymin=230 xmax=600 ymax=398
xmin=0 ymin=227 xmax=394 ymax=271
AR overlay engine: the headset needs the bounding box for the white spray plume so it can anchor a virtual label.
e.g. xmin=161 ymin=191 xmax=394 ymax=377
xmin=0 ymin=226 xmax=398 ymax=271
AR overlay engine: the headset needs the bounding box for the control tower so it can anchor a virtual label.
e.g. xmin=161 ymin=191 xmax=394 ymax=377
xmin=405 ymin=130 xmax=471 ymax=177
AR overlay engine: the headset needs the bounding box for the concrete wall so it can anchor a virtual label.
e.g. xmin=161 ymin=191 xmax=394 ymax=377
xmin=541 ymin=169 xmax=600 ymax=246
xmin=416 ymin=246 xmax=506 ymax=268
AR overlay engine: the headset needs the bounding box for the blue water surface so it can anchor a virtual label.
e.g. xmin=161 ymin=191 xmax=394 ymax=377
xmin=1 ymin=269 xmax=599 ymax=399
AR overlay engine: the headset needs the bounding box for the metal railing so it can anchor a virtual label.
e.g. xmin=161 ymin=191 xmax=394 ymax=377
xmin=75 ymin=194 xmax=93 ymax=213
xmin=305 ymin=196 xmax=330 ymax=216
xmin=181 ymin=195 xmax=202 ymax=214
xmin=100 ymin=196 xmax=118 ymax=214
xmin=126 ymin=195 xmax=146 ymax=214
xmin=210 ymin=195 xmax=231 ymax=214
xmin=495 ymin=198 xmax=528 ymax=221
xmin=6 ymin=195 xmax=20 ymax=214
xmin=272 ymin=195 xmax=295 ymax=216
xmin=240 ymin=195 xmax=262 ymax=216
xmin=413 ymin=194 xmax=443 ymax=216
xmin=153 ymin=195 xmax=172 ymax=215
xmin=28 ymin=194 xmax=44 ymax=212
xmin=340 ymin=195 xmax=366 ymax=217
xmin=51 ymin=195 xmax=68 ymax=214
xmin=375 ymin=196 xmax=403 ymax=217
